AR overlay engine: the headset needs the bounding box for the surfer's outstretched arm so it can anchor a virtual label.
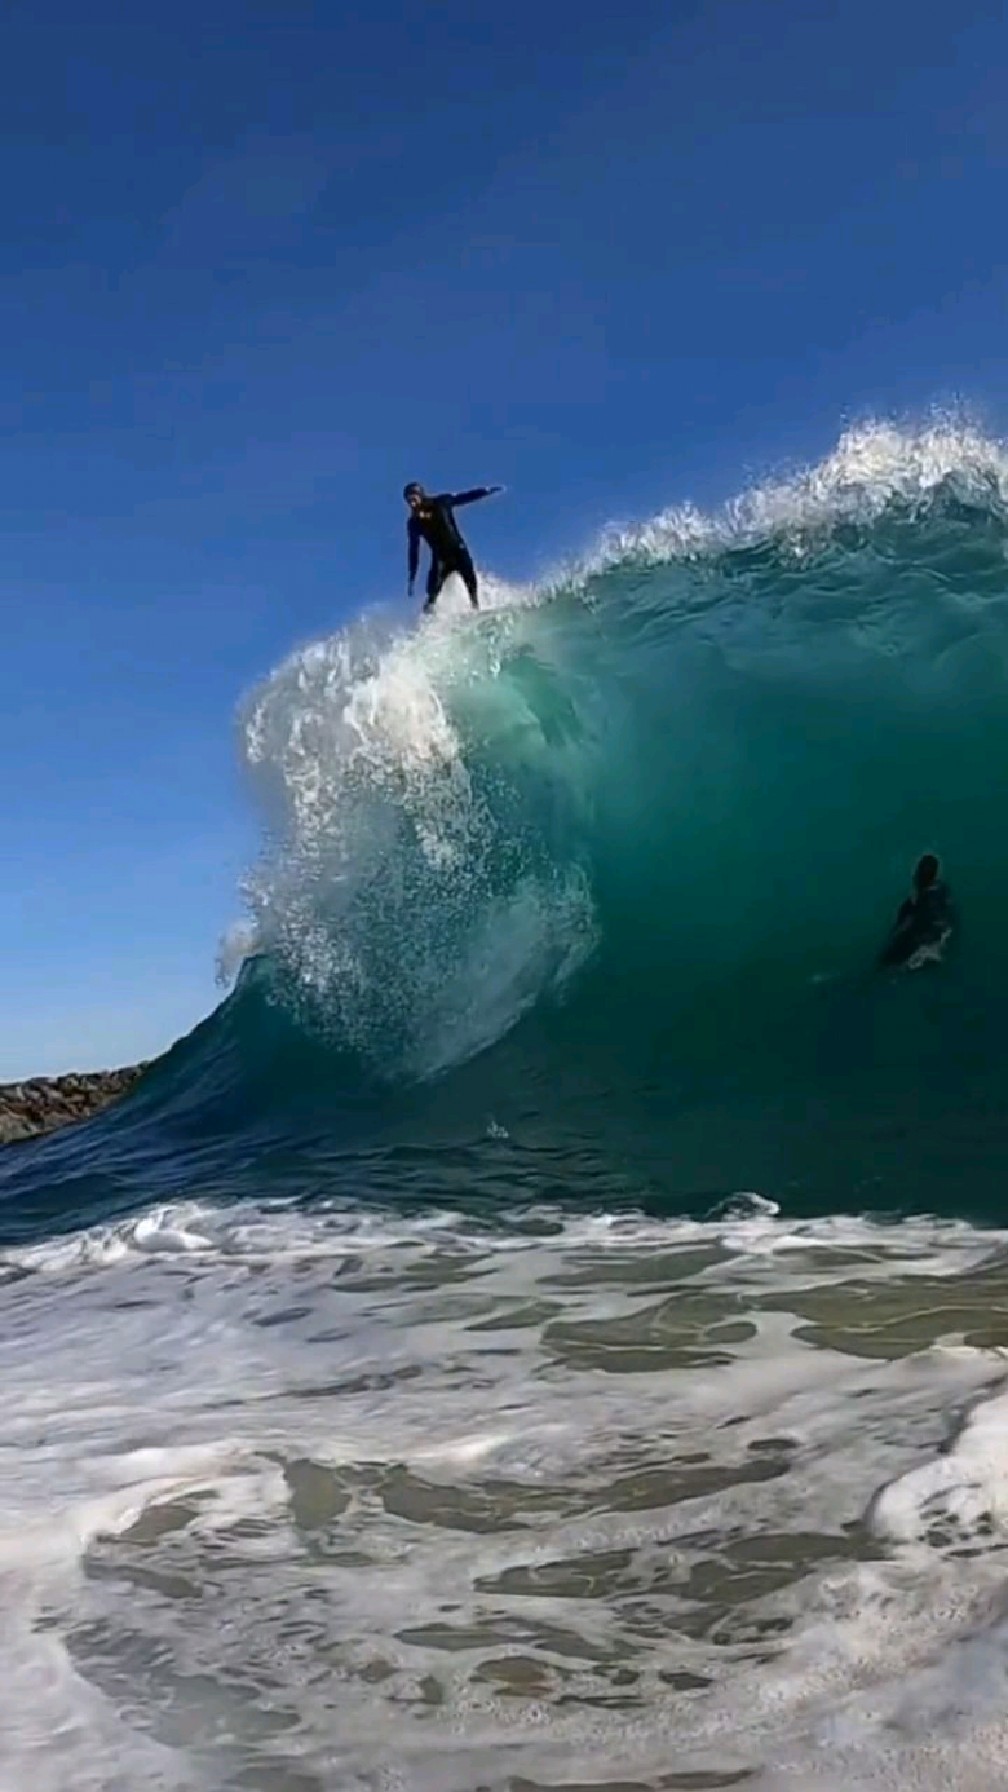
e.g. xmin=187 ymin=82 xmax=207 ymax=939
xmin=407 ymin=516 xmax=421 ymax=595
xmin=444 ymin=486 xmax=503 ymax=508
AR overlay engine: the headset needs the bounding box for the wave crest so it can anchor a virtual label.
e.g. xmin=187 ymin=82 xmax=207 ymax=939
xmin=571 ymin=414 xmax=1008 ymax=577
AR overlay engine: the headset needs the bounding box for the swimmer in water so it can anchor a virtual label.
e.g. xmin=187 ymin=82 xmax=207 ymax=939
xmin=878 ymin=853 xmax=957 ymax=969
xmin=404 ymin=481 xmax=503 ymax=612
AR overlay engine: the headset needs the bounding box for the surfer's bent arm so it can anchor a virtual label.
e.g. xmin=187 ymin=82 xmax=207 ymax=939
xmin=407 ymin=517 xmax=421 ymax=591
xmin=443 ymin=486 xmax=501 ymax=508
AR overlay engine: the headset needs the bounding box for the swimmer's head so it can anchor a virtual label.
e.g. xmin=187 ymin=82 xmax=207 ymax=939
xmin=403 ymin=482 xmax=425 ymax=509
xmin=913 ymin=853 xmax=940 ymax=892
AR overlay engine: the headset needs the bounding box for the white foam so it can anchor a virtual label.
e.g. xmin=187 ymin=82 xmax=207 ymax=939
xmin=870 ymin=1377 xmax=1008 ymax=1545
xmin=8 ymin=1202 xmax=219 ymax=1271
xmin=6 ymin=1196 xmax=1001 ymax=1284
xmin=572 ymin=414 xmax=1008 ymax=578
xmin=5 ymin=1198 xmax=1008 ymax=1787
xmin=227 ymin=572 xmax=600 ymax=1067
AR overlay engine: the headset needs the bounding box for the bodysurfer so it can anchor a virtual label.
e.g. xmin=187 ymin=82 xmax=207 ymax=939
xmin=878 ymin=853 xmax=956 ymax=970
xmin=404 ymin=481 xmax=503 ymax=612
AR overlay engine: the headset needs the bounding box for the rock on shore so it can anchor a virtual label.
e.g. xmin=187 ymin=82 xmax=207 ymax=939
xmin=0 ymin=1066 xmax=147 ymax=1147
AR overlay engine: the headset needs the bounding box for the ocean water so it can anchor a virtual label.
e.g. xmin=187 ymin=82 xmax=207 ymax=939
xmin=5 ymin=419 xmax=1008 ymax=1788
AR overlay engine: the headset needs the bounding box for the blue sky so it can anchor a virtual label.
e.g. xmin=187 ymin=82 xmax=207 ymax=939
xmin=2 ymin=0 xmax=1007 ymax=1076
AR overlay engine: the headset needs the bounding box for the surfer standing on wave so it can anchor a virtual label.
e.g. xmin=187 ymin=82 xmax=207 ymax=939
xmin=878 ymin=853 xmax=957 ymax=970
xmin=405 ymin=481 xmax=503 ymax=613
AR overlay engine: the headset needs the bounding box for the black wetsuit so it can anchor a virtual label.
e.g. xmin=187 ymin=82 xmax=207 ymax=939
xmin=879 ymin=880 xmax=956 ymax=968
xmin=408 ymin=489 xmax=494 ymax=610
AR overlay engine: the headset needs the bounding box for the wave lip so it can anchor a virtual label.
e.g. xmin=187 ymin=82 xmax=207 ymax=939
xmin=573 ymin=415 xmax=1008 ymax=575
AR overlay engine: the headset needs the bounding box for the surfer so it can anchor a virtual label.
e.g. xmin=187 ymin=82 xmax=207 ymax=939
xmin=404 ymin=481 xmax=503 ymax=612
xmin=878 ymin=853 xmax=956 ymax=969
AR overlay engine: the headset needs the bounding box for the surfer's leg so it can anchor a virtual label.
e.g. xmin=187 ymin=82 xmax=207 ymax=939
xmin=456 ymin=551 xmax=479 ymax=609
xmin=423 ymin=559 xmax=444 ymax=612
xmin=424 ymin=555 xmax=478 ymax=611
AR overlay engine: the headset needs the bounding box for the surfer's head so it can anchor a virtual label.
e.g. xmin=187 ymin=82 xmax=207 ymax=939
xmin=913 ymin=853 xmax=940 ymax=893
xmin=403 ymin=482 xmax=425 ymax=510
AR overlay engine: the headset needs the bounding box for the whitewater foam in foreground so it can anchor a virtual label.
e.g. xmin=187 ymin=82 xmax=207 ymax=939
xmin=6 ymin=1202 xmax=1008 ymax=1791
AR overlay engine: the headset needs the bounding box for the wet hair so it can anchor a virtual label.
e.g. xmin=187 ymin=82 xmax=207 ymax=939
xmin=913 ymin=853 xmax=940 ymax=890
xmin=403 ymin=482 xmax=424 ymax=501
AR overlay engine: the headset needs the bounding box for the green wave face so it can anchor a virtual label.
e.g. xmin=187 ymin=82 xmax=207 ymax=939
xmin=6 ymin=420 xmax=1008 ymax=1232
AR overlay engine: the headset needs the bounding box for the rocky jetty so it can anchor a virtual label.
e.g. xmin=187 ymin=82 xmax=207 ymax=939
xmin=0 ymin=1065 xmax=147 ymax=1147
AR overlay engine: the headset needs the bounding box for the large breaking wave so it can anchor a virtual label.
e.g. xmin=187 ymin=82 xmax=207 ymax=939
xmin=6 ymin=417 xmax=1008 ymax=1235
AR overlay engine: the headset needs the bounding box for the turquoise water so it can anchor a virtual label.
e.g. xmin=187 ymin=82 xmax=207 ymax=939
xmin=6 ymin=419 xmax=1008 ymax=1236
